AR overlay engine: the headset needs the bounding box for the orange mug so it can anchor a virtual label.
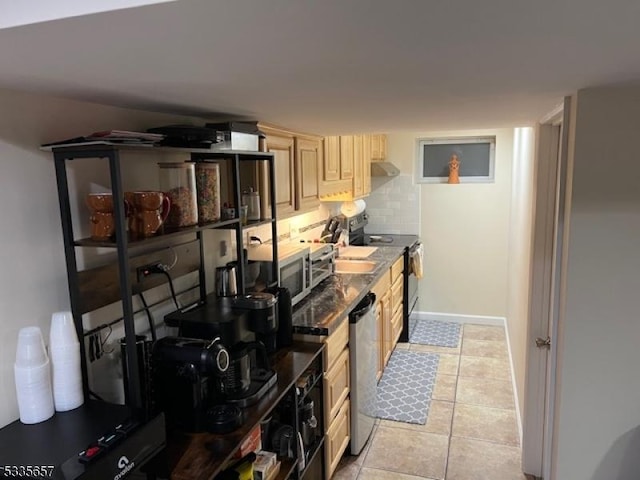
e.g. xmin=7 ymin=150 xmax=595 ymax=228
xmin=86 ymin=193 xmax=115 ymax=240
xmin=132 ymin=191 xmax=171 ymax=237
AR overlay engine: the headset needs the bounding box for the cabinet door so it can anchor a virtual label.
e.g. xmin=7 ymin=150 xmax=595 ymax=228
xmin=266 ymin=133 xmax=296 ymax=217
xmin=325 ymin=399 xmax=350 ymax=480
xmin=295 ymin=137 xmax=321 ymax=212
xmin=376 ymin=300 xmax=384 ymax=381
xmin=339 ymin=136 xmax=354 ymax=180
xmin=362 ymin=134 xmax=372 ymax=196
xmin=353 ymin=135 xmax=364 ymax=198
xmin=371 ymin=134 xmax=388 ymax=162
xmin=392 ymin=306 xmax=403 ymax=350
xmin=323 ymin=136 xmax=340 ymax=182
xmin=382 ymin=289 xmax=393 ymax=367
xmin=371 ymin=134 xmax=381 ymax=161
xmin=379 ymin=134 xmax=387 ymax=161
xmin=324 ymin=347 xmax=350 ymax=423
xmin=391 ymin=274 xmax=404 ymax=316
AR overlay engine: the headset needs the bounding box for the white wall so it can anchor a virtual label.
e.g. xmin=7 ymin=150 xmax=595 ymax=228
xmin=506 ymin=127 xmax=535 ymax=431
xmin=0 ymin=88 xmax=214 ymax=428
xmin=552 ymin=87 xmax=640 ymax=480
xmin=385 ymin=129 xmax=514 ymax=318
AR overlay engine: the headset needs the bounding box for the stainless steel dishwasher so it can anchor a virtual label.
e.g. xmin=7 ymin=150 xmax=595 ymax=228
xmin=349 ymin=292 xmax=378 ymax=454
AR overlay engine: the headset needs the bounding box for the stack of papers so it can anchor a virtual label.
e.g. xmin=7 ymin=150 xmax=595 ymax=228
xmin=41 ymin=130 xmax=165 ymax=149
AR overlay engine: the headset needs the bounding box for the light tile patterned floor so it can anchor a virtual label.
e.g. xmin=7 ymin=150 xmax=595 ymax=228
xmin=333 ymin=324 xmax=528 ymax=480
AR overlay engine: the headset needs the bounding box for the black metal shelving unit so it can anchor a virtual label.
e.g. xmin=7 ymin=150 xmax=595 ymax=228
xmin=51 ymin=144 xmax=278 ymax=410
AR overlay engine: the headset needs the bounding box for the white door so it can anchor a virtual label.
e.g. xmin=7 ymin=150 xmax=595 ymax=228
xmin=522 ymin=97 xmax=572 ymax=479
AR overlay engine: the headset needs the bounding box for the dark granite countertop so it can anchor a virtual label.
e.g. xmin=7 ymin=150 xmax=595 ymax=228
xmin=292 ymin=246 xmax=405 ymax=336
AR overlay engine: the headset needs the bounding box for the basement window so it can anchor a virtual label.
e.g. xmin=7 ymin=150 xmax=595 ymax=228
xmin=416 ymin=136 xmax=496 ymax=183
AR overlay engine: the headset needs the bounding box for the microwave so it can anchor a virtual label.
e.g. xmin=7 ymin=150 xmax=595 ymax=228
xmin=248 ymin=244 xmax=311 ymax=306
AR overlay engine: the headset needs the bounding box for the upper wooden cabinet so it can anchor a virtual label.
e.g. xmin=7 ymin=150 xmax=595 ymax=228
xmin=295 ymin=136 xmax=322 ymax=212
xmin=362 ymin=134 xmax=372 ymax=196
xmin=320 ymin=134 xmax=372 ymax=201
xmin=371 ymin=134 xmax=387 ymax=162
xmin=353 ymin=135 xmax=364 ymax=198
xmin=264 ymin=131 xmax=296 ymax=218
xmin=339 ymin=136 xmax=354 ymax=180
xmin=260 ymin=124 xmax=321 ymax=218
xmin=323 ymin=136 xmax=341 ymax=182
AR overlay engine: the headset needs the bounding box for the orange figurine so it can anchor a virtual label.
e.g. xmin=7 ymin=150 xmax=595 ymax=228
xmin=448 ymin=153 xmax=460 ymax=184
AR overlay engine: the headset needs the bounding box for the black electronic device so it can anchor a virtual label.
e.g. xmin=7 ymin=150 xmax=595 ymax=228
xmin=270 ymin=287 xmax=293 ymax=349
xmin=147 ymin=124 xmax=218 ymax=148
xmin=231 ymin=292 xmax=278 ymax=353
xmin=0 ymin=401 xmax=165 ymax=480
xmin=220 ymin=341 xmax=277 ymax=408
xmin=152 ymin=336 xmax=229 ymax=432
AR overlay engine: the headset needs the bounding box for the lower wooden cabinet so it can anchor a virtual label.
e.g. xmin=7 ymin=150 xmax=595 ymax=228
xmin=392 ymin=305 xmax=403 ymax=346
xmin=324 ymin=347 xmax=350 ymax=423
xmin=324 ymin=318 xmax=349 ymax=368
xmin=371 ymin=254 xmax=405 ymax=374
xmin=297 ymin=317 xmax=351 ymax=480
xmin=325 ymin=399 xmax=351 ymax=479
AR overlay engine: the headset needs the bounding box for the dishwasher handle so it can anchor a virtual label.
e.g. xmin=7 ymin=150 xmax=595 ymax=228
xmin=349 ymin=292 xmax=377 ymax=323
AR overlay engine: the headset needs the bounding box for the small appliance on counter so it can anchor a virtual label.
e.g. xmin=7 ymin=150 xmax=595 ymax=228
xmin=216 ymin=263 xmax=239 ymax=297
xmin=248 ymin=243 xmax=311 ymax=307
xmin=221 ymin=340 xmax=277 ymax=408
xmin=307 ymin=243 xmax=336 ymax=289
xmin=152 ymin=336 xmax=231 ymax=432
xmin=161 ymin=292 xmax=287 ymax=416
xmin=232 ymin=292 xmax=279 ymax=353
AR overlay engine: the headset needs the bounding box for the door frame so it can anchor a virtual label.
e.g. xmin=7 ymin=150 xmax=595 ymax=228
xmin=522 ymin=97 xmax=571 ymax=478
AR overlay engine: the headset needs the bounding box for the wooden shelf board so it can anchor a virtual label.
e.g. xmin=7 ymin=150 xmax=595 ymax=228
xmin=74 ymin=218 xmax=241 ymax=248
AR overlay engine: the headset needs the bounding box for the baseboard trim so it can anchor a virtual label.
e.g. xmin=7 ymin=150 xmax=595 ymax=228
xmin=411 ymin=311 xmax=505 ymax=326
xmin=503 ymin=318 xmax=524 ymax=444
xmin=411 ymin=310 xmax=523 ymax=441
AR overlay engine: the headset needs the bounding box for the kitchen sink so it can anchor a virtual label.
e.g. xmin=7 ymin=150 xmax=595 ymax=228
xmin=334 ymin=259 xmax=377 ymax=274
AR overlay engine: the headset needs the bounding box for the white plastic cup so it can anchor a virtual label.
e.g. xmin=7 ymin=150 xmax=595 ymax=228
xmin=50 ymin=311 xmax=79 ymax=347
xmin=14 ymin=358 xmax=54 ymax=424
xmin=49 ymin=313 xmax=83 ymax=412
xmin=15 ymin=327 xmax=48 ymax=368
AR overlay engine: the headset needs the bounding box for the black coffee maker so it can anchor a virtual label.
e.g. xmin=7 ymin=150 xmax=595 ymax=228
xmin=220 ymin=340 xmax=277 ymax=407
xmin=152 ymin=336 xmax=229 ymax=432
xmin=231 ymin=292 xmax=279 ymax=353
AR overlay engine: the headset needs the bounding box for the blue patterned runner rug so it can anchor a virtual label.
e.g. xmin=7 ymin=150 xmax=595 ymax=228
xmin=376 ymin=350 xmax=439 ymax=425
xmin=409 ymin=319 xmax=461 ymax=348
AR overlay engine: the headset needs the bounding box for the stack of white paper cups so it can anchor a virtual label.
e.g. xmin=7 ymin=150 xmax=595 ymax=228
xmin=14 ymin=327 xmax=55 ymax=424
xmin=49 ymin=311 xmax=84 ymax=412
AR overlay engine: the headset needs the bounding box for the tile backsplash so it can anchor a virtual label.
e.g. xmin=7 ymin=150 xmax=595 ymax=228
xmin=246 ymin=203 xmax=339 ymax=245
xmin=364 ymin=174 xmax=420 ymax=234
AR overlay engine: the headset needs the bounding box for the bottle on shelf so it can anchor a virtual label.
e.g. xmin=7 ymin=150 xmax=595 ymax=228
xmin=242 ymin=187 xmax=261 ymax=221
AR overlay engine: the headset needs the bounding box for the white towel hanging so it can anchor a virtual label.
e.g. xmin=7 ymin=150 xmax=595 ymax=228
xmin=410 ymin=243 xmax=424 ymax=280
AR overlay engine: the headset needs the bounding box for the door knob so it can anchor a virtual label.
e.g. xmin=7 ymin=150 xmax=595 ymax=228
xmin=535 ymin=336 xmax=551 ymax=349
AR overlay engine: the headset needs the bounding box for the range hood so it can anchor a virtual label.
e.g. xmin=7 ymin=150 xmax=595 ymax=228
xmin=371 ymin=161 xmax=401 ymax=177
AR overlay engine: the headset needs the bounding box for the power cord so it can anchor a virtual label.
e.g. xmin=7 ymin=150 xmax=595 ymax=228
xmin=145 ymin=264 xmax=180 ymax=311
xmin=138 ymin=292 xmax=157 ymax=342
xmin=161 ymin=269 xmax=181 ymax=311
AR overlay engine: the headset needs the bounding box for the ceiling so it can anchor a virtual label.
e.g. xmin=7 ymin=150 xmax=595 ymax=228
xmin=1 ymin=0 xmax=640 ymax=135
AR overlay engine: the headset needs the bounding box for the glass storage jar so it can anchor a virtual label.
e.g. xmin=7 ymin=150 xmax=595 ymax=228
xmin=242 ymin=187 xmax=261 ymax=221
xmin=158 ymin=162 xmax=198 ymax=228
xmin=194 ymin=162 xmax=221 ymax=224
